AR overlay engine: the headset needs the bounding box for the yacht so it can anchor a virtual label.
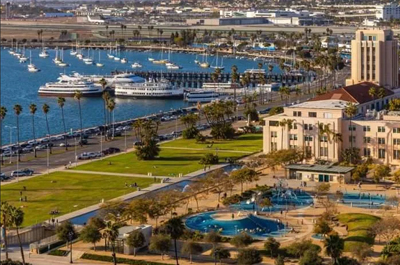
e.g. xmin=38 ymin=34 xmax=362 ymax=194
xmin=153 ymin=59 xmax=167 ymax=64
xmin=199 ymin=62 xmax=210 ymax=68
xmin=115 ymin=78 xmax=183 ymax=99
xmin=27 ymin=51 xmax=40 ymax=72
xmin=96 ymin=51 xmax=104 ymax=67
xmin=84 ymin=58 xmax=94 ymax=65
xmin=38 ymin=80 xmax=103 ymax=97
xmin=39 ymin=50 xmax=49 ymax=58
xmin=58 ymin=72 xmax=143 ymax=87
xmin=121 ymin=58 xmax=128 ymax=64
xmin=185 ymin=90 xmax=220 ymax=103
xmin=166 ymin=63 xmax=181 ymax=70
xmin=131 ymin=62 xmax=142 ymax=68
xmin=211 ymin=53 xmax=224 ymax=70
xmin=148 ymin=57 xmax=155 ymax=62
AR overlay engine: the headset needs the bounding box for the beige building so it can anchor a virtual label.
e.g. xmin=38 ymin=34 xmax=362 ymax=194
xmin=346 ymin=29 xmax=399 ymax=89
xmin=263 ymin=82 xmax=400 ymax=166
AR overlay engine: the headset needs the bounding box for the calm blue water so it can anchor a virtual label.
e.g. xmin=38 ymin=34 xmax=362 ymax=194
xmin=0 ymin=48 xmax=281 ymax=144
xmin=185 ymin=211 xmax=286 ymax=237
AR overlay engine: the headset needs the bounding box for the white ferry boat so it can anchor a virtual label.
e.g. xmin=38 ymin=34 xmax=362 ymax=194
xmin=38 ymin=80 xmax=103 ymax=97
xmin=185 ymin=90 xmax=220 ymax=103
xmin=115 ymin=79 xmax=183 ymax=99
xmin=58 ymin=72 xmax=143 ymax=88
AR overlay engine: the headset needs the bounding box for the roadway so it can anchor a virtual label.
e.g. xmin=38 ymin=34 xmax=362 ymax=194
xmin=0 ymin=69 xmax=349 ymax=183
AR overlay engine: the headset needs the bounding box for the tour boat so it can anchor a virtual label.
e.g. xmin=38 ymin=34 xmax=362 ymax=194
xmin=38 ymin=80 xmax=103 ymax=97
xmin=185 ymin=90 xmax=220 ymax=103
xmin=115 ymin=78 xmax=183 ymax=99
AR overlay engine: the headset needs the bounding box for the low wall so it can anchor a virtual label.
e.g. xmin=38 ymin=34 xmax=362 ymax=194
xmin=4 ymin=225 xmax=55 ymax=246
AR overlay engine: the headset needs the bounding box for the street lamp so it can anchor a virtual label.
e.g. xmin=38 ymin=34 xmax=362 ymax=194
xmin=68 ymin=231 xmax=74 ymax=263
xmin=46 ymin=134 xmax=50 ymax=175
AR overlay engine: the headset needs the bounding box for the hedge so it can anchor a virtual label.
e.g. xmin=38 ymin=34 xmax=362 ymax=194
xmin=38 ymin=240 xmax=66 ymax=254
xmin=48 ymin=249 xmax=69 ymax=256
xmin=81 ymin=253 xmax=170 ymax=265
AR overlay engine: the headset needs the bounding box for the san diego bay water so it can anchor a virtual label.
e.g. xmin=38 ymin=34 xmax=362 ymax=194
xmin=1 ymin=47 xmax=282 ymax=144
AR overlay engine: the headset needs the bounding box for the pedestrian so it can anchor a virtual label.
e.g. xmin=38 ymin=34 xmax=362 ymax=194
xmin=25 ymin=196 xmax=27 ymax=202
xmin=231 ymin=213 xmax=234 ymax=219
xmin=154 ymin=176 xmax=156 ymax=182
xmin=125 ymin=182 xmax=128 ymax=188
xmin=134 ymin=182 xmax=137 ymax=187
xmin=280 ymin=210 xmax=283 ymax=215
xmin=23 ymin=186 xmax=26 ymax=191
xmin=301 ymin=219 xmax=304 ymax=225
xmin=20 ymin=191 xmax=23 ymax=196
xmin=217 ymin=204 xmax=220 ymax=209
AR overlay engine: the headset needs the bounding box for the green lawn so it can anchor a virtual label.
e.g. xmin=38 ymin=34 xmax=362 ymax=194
xmin=337 ymin=213 xmax=380 ymax=251
xmin=75 ymin=149 xmax=244 ymax=176
xmin=162 ymin=133 xmax=263 ymax=153
xmin=0 ymin=172 xmax=158 ymax=227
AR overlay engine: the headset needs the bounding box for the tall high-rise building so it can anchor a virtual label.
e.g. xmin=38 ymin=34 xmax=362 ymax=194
xmin=345 ymin=29 xmax=398 ymax=89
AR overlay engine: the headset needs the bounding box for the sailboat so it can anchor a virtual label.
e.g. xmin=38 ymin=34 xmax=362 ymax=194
xmin=199 ymin=50 xmax=210 ymax=68
xmin=58 ymin=49 xmax=68 ymax=67
xmin=194 ymin=54 xmax=199 ymax=64
xmin=27 ymin=50 xmax=40 ymax=72
xmin=107 ymin=44 xmax=114 ymax=59
xmin=114 ymin=47 xmax=120 ymax=61
xmin=165 ymin=49 xmax=182 ymax=69
xmin=19 ymin=46 xmax=29 ymax=63
xmin=96 ymin=50 xmax=104 ymax=67
xmin=211 ymin=52 xmax=224 ymax=70
xmin=8 ymin=41 xmax=15 ymax=55
xmin=53 ymin=47 xmax=62 ymax=65
xmin=153 ymin=47 xmax=168 ymax=64
xmin=148 ymin=49 xmax=154 ymax=61
xmin=39 ymin=42 xmax=49 ymax=58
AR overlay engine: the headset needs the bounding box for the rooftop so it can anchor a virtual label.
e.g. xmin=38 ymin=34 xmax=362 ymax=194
xmin=286 ymin=164 xmax=354 ymax=174
xmin=288 ymin=99 xmax=349 ymax=110
xmin=309 ymin=82 xmax=394 ymax=104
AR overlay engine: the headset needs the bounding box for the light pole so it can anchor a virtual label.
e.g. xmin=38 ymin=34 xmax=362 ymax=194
xmin=124 ymin=130 xmax=127 ymax=152
xmin=5 ymin=126 xmax=16 ymax=164
xmin=46 ymin=134 xmax=50 ymax=175
xmin=112 ymin=111 xmax=115 ymax=140
xmin=71 ymin=128 xmax=77 ymax=166
xmin=68 ymin=231 xmax=74 ymax=264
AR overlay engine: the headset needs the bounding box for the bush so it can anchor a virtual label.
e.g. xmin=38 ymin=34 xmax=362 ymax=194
xmin=230 ymin=232 xmax=253 ymax=248
xmin=236 ymin=248 xmax=262 ymax=265
xmin=222 ymin=194 xmax=243 ymax=206
xmin=48 ymin=249 xmax=69 ymax=256
xmin=299 ymin=249 xmax=323 ymax=265
xmin=182 ymin=127 xmax=199 ymax=139
xmin=38 ymin=240 xmax=66 ymax=254
xmin=81 ymin=253 xmax=169 ymax=265
xmin=210 ymin=123 xmax=235 ymax=139
xmin=1 ymin=260 xmax=32 ymax=265
xmin=195 ymin=133 xmax=206 ymax=143
xmin=199 ymin=153 xmax=219 ymax=165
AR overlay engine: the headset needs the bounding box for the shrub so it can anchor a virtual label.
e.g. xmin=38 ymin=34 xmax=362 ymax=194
xmin=182 ymin=127 xmax=199 ymax=139
xmin=81 ymin=253 xmax=169 ymax=265
xmin=236 ymin=248 xmax=262 ymax=265
xmin=230 ymin=232 xmax=253 ymax=248
xmin=48 ymin=249 xmax=69 ymax=256
xmin=222 ymin=194 xmax=243 ymax=206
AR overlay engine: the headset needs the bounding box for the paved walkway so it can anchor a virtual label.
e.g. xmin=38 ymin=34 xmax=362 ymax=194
xmin=67 ymin=170 xmax=166 ymax=179
xmin=161 ymin=146 xmax=254 ymax=154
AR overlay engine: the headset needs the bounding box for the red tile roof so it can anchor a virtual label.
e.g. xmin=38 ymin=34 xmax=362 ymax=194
xmin=309 ymin=82 xmax=394 ymax=104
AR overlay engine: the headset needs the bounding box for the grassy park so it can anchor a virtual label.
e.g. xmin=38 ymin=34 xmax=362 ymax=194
xmin=337 ymin=213 xmax=380 ymax=251
xmin=0 ymin=172 xmax=159 ymax=227
xmin=75 ymin=133 xmax=263 ymax=176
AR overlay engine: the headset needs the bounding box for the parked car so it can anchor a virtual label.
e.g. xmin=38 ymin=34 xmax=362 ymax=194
xmin=59 ymin=143 xmax=71 ymax=147
xmin=0 ymin=173 xmax=9 ymax=181
xmin=78 ymin=139 xmax=88 ymax=145
xmin=133 ymin=141 xmax=143 ymax=146
xmin=11 ymin=168 xmax=34 ymax=177
xmin=78 ymin=153 xmax=90 ymax=160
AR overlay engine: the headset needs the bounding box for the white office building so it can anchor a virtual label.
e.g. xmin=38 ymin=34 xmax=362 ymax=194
xmin=376 ymin=3 xmax=400 ymax=21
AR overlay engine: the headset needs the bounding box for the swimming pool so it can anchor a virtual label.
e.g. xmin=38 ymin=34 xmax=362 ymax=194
xmin=185 ymin=211 xmax=286 ymax=238
xmin=232 ymin=188 xmax=313 ymax=213
xmin=334 ymin=192 xmax=387 ymax=209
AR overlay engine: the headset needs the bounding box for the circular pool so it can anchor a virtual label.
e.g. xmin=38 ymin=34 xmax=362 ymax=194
xmin=185 ymin=211 xmax=286 ymax=238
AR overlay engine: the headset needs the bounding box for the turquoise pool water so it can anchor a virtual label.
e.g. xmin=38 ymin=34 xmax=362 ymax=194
xmin=232 ymin=188 xmax=313 ymax=213
xmin=185 ymin=211 xmax=286 ymax=237
xmin=335 ymin=192 xmax=387 ymax=209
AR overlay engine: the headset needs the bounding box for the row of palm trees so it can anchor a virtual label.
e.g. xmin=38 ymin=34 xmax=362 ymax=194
xmin=0 ymin=90 xmax=117 ymax=164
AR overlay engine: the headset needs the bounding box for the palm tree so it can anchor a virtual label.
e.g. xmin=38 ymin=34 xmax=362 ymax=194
xmin=29 ymin=104 xmax=38 ymax=157
xmin=42 ymin=103 xmax=52 ymax=154
xmin=368 ymin=87 xmax=377 ymax=103
xmin=1 ymin=201 xmax=12 ymax=260
xmin=74 ymin=91 xmax=83 ymax=143
xmin=278 ymin=86 xmax=290 ymax=104
xmin=10 ymin=206 xmax=25 ymax=265
xmin=106 ymin=98 xmax=116 ymax=139
xmin=162 ymin=217 xmax=185 ymax=265
xmin=324 ymin=234 xmax=344 ymax=265
xmin=102 ymin=221 xmax=120 ymax=265
xmin=13 ymin=104 xmax=22 ymax=162
xmin=231 ymin=65 xmax=239 ymax=104
xmin=344 ymin=102 xmax=357 ymax=151
xmin=57 ymin=97 xmax=68 ymax=150
xmin=0 ymin=106 xmax=8 ymax=165
xmin=101 ymin=90 xmax=110 ymax=139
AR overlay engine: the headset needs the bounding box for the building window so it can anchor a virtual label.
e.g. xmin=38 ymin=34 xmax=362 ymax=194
xmin=378 ymin=126 xmax=386 ymax=133
xmin=289 ymin=145 xmax=298 ymax=149
xmin=271 ymin=142 xmax=277 ymax=151
xmin=378 ymin=138 xmax=385 ymax=145
xmin=305 ymin=146 xmax=312 ymax=158
xmin=304 ymin=124 xmax=313 ymax=130
xmin=289 ymin=134 xmax=298 ymax=141
xmin=320 ymin=136 xmax=328 ymax=142
xmin=394 ymin=128 xmax=400 ymax=133
xmin=349 ymin=136 xmax=356 ymax=143
xmin=378 ymin=149 xmax=385 ymax=159
xmin=269 ymin=121 xmax=279 ymax=126
xmin=308 ymin=112 xmax=317 ymax=117
xmin=363 ymin=148 xmax=371 ymax=157
xmin=348 ymin=125 xmax=356 ymax=131
xmin=320 ymin=147 xmax=328 ymax=157
xmin=323 ymin=112 xmax=332 ymax=118
xmin=304 ymin=135 xmax=313 ymax=141
xmin=393 ymin=139 xmax=400 ymax=145
xmin=293 ymin=111 xmax=302 ymax=117
xmin=394 ymin=150 xmax=400 ymax=160
xmin=293 ymin=123 xmax=297 ymax=130
xmin=363 ymin=126 xmax=371 ymax=132
xmin=363 ymin=137 xmax=371 ymax=144
xmin=271 ymin=131 xmax=277 ymax=138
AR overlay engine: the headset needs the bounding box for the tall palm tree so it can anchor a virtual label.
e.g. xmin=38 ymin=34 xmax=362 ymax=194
xmin=1 ymin=201 xmax=12 ymax=260
xmin=107 ymin=98 xmax=116 ymax=138
xmin=162 ymin=217 xmax=185 ymax=265
xmin=231 ymin=65 xmax=239 ymax=104
xmin=344 ymin=102 xmax=357 ymax=150
xmin=0 ymin=106 xmax=8 ymax=165
xmin=57 ymin=97 xmax=68 ymax=150
xmin=13 ymin=104 xmax=22 ymax=162
xmin=101 ymin=90 xmax=110 ymax=139
xmin=42 ymin=103 xmax=52 ymax=154
xmin=10 ymin=206 xmax=25 ymax=265
xmin=74 ymin=91 xmax=83 ymax=143
xmin=102 ymin=221 xmax=120 ymax=265
xmin=29 ymin=104 xmax=37 ymax=157
xmin=324 ymin=234 xmax=344 ymax=265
